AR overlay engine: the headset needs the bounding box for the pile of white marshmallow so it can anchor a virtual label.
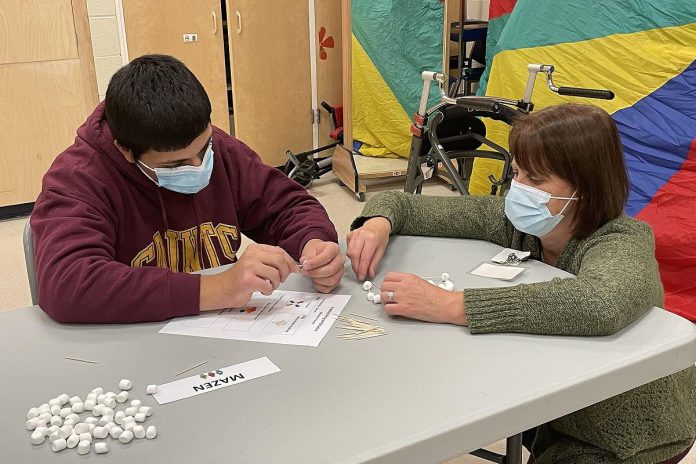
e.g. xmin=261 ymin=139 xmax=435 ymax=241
xmin=24 ymin=379 xmax=159 ymax=455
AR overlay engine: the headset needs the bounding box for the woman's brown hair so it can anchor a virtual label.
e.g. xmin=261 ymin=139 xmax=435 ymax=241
xmin=509 ymin=103 xmax=629 ymax=238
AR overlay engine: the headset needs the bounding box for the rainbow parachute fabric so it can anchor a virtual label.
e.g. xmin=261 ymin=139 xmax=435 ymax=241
xmin=473 ymin=0 xmax=696 ymax=320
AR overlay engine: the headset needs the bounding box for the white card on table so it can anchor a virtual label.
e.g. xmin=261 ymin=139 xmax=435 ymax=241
xmin=491 ymin=248 xmax=531 ymax=264
xmin=471 ymin=262 xmax=525 ymax=281
xmin=153 ymin=357 xmax=281 ymax=405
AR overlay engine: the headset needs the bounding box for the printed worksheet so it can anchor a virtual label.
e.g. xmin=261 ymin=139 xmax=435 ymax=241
xmin=159 ymin=290 xmax=351 ymax=347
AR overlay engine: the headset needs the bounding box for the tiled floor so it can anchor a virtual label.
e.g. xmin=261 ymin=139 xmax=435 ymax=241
xmin=1 ymin=171 xmax=693 ymax=463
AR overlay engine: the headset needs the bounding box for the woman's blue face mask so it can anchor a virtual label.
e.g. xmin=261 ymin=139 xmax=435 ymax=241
xmin=504 ymin=180 xmax=577 ymax=237
xmin=137 ymin=138 xmax=214 ymax=194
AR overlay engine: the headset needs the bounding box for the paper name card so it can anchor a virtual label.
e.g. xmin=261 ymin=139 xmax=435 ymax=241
xmin=471 ymin=263 xmax=525 ymax=281
xmin=153 ymin=357 xmax=280 ymax=405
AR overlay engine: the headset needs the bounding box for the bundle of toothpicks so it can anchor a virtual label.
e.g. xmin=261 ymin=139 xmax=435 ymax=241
xmin=335 ymin=314 xmax=388 ymax=340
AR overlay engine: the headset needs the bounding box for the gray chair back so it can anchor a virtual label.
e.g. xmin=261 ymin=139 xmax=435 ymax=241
xmin=23 ymin=219 xmax=38 ymax=305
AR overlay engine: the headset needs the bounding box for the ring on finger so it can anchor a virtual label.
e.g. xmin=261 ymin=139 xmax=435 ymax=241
xmin=387 ymin=291 xmax=395 ymax=303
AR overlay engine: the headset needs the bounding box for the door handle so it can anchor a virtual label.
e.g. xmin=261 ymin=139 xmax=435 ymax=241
xmin=212 ymin=11 xmax=218 ymax=34
xmin=235 ymin=11 xmax=242 ymax=34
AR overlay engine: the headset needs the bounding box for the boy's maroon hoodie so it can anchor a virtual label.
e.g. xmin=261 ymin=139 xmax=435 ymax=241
xmin=31 ymin=103 xmax=338 ymax=323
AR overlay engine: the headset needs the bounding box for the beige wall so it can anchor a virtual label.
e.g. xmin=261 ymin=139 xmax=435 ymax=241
xmin=86 ymin=0 xmax=126 ymax=100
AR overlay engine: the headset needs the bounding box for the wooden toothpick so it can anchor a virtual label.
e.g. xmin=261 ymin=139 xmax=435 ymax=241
xmin=175 ymin=360 xmax=208 ymax=376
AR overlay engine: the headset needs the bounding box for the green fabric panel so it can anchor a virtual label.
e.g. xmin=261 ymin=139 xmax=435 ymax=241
xmin=352 ymin=0 xmax=444 ymax=118
xmin=495 ymin=0 xmax=696 ymax=51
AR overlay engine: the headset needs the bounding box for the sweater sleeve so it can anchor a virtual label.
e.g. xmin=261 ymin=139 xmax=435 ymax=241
xmin=351 ymin=191 xmax=514 ymax=247
xmin=465 ymin=225 xmax=663 ymax=336
xmin=32 ymin=188 xmax=200 ymax=324
xmin=230 ymin=140 xmax=337 ymax=260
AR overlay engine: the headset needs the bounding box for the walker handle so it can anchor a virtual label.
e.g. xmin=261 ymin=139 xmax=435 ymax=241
xmin=557 ymin=87 xmax=615 ymax=100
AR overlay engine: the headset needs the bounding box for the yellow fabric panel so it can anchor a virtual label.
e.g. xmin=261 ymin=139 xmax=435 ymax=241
xmin=469 ymin=22 xmax=696 ymax=195
xmin=352 ymin=34 xmax=411 ymax=158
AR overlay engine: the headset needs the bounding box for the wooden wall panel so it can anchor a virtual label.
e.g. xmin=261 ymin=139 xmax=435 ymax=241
xmin=0 ymin=0 xmax=78 ymax=64
xmin=315 ymin=0 xmax=343 ymax=148
xmin=0 ymin=60 xmax=89 ymax=205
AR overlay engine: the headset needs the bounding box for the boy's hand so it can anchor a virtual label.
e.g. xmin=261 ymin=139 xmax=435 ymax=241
xmin=300 ymin=239 xmax=345 ymax=293
xmin=200 ymin=244 xmax=297 ymax=311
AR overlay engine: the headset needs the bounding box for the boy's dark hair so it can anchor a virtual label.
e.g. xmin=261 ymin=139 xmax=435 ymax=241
xmin=510 ymin=103 xmax=629 ymax=239
xmin=105 ymin=54 xmax=211 ymax=157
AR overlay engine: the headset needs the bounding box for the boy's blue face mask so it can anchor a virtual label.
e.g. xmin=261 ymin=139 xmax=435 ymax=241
xmin=137 ymin=139 xmax=214 ymax=194
xmin=504 ymin=180 xmax=577 ymax=237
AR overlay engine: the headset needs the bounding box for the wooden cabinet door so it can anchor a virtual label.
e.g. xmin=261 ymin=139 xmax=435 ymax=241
xmin=0 ymin=0 xmax=97 ymax=207
xmin=227 ymin=0 xmax=313 ymax=166
xmin=122 ymin=0 xmax=230 ymax=133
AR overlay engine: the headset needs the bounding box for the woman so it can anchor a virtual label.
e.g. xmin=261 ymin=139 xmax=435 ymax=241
xmin=347 ymin=104 xmax=696 ymax=464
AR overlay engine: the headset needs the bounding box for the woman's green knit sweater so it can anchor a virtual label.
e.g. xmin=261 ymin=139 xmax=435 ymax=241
xmin=354 ymin=192 xmax=696 ymax=464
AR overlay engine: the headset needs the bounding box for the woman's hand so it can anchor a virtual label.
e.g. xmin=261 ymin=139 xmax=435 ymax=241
xmin=346 ymin=217 xmax=391 ymax=281
xmin=379 ymin=272 xmax=468 ymax=325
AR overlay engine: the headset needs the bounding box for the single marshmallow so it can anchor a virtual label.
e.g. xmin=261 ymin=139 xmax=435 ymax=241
xmin=35 ymin=420 xmax=48 ymax=428
xmin=74 ymin=423 xmax=90 ymax=434
xmin=119 ymin=430 xmax=134 ymax=444
xmin=95 ymin=441 xmax=109 ymax=454
xmin=114 ymin=411 xmax=126 ymax=424
xmin=362 ymin=281 xmax=373 ymax=291
xmin=25 ymin=417 xmax=39 ymax=430
xmin=99 ymin=415 xmax=114 ymax=426
xmin=367 ymin=291 xmax=374 ymax=302
xmin=48 ymin=431 xmax=60 ymax=443
xmin=104 ymin=422 xmax=116 ymax=432
xmin=26 ymin=407 xmax=39 ymax=419
xmin=124 ymin=421 xmax=136 ymax=431
xmin=444 ymin=280 xmax=454 ymax=291
xmin=86 ymin=393 xmax=97 ymax=402
xmin=96 ymin=394 xmax=106 ymax=404
xmin=146 ymin=385 xmax=158 ymax=395
xmin=139 ymin=406 xmax=153 ymax=417
xmin=58 ymin=394 xmax=70 ymax=405
xmin=50 ymin=416 xmax=62 ymax=427
xmin=130 ymin=399 xmax=142 ymax=408
xmin=78 ymin=432 xmax=92 ymax=442
xmin=109 ymin=426 xmax=123 ymax=439
xmin=116 ymin=391 xmax=129 ymax=403
xmin=438 ymin=283 xmax=448 ymax=290
xmin=38 ymin=412 xmax=52 ymax=422
xmin=71 ymin=402 xmax=84 ymax=413
xmin=145 ymin=425 xmax=157 ymax=439
xmin=69 ymin=396 xmax=82 ymax=405
xmin=91 ymin=404 xmax=103 ymax=416
xmin=101 ymin=406 xmax=114 ymax=417
xmin=50 ymin=405 xmax=61 ymax=415
xmin=103 ymin=397 xmax=116 ymax=409
xmin=93 ymin=426 xmax=108 ymax=439
xmin=38 ymin=404 xmax=51 ymax=414
xmin=133 ymin=425 xmax=146 ymax=439
xmin=91 ymin=387 xmax=104 ymax=395
xmin=66 ymin=433 xmax=79 ymax=449
xmin=441 ymin=273 xmax=450 ymax=281
xmin=118 ymin=379 xmax=133 ymax=391
xmin=125 ymin=406 xmax=138 ymax=416
xmin=52 ymin=438 xmax=67 ymax=452
xmin=373 ymin=293 xmax=382 ymax=304
xmin=59 ymin=407 xmax=72 ymax=418
xmin=48 ymin=398 xmax=61 ymax=407
xmin=77 ymin=440 xmax=91 ymax=455
xmin=46 ymin=425 xmax=59 ymax=436
xmin=63 ymin=419 xmax=76 ymax=428
xmin=105 ymin=392 xmax=117 ymax=399
xmin=30 ymin=428 xmax=46 ymax=445
xmin=58 ymin=425 xmax=73 ymax=439
xmin=134 ymin=412 xmax=146 ymax=423
xmin=122 ymin=416 xmax=135 ymax=425
xmin=84 ymin=399 xmax=95 ymax=411
xmin=87 ymin=424 xmax=96 ymax=433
